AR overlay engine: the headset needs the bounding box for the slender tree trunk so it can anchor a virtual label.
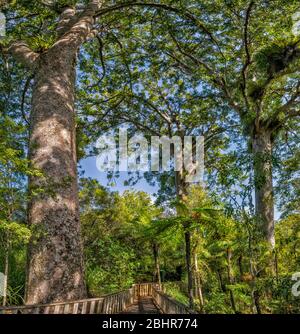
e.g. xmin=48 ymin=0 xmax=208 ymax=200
xmin=175 ymin=169 xmax=194 ymax=309
xmin=217 ymin=269 xmax=226 ymax=292
xmin=175 ymin=170 xmax=186 ymax=200
xmin=252 ymin=128 xmax=275 ymax=248
xmin=9 ymin=3 xmax=100 ymax=304
xmin=238 ymin=255 xmax=243 ymax=278
xmin=226 ymin=248 xmax=237 ymax=313
xmin=274 ymin=249 xmax=279 ymax=281
xmin=152 ymin=243 xmax=161 ymax=286
xmin=246 ymin=219 xmax=261 ymax=314
xmin=2 ymin=243 xmax=9 ymax=306
xmin=193 ymin=252 xmax=204 ymax=310
xmin=184 ymin=230 xmax=194 ymax=309
xmin=253 ymin=290 xmax=261 ymax=314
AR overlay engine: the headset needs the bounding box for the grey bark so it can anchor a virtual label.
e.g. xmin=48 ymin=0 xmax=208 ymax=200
xmin=9 ymin=2 xmax=101 ymax=304
xmin=252 ymin=128 xmax=275 ymax=248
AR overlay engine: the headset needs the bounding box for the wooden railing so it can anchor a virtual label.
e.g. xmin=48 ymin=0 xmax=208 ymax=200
xmin=0 ymin=283 xmax=195 ymax=314
xmin=133 ymin=282 xmax=159 ymax=298
xmin=152 ymin=286 xmax=194 ymax=314
xmin=0 ymin=288 xmax=135 ymax=314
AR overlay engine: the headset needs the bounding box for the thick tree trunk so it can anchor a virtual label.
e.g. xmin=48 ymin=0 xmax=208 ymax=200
xmin=25 ymin=43 xmax=86 ymax=304
xmin=252 ymin=128 xmax=275 ymax=248
xmin=26 ymin=56 xmax=83 ymax=302
xmin=152 ymin=243 xmax=162 ymax=286
xmin=7 ymin=3 xmax=101 ymax=304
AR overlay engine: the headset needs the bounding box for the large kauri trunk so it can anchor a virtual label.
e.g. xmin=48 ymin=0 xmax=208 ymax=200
xmin=25 ymin=44 xmax=86 ymax=304
xmin=7 ymin=2 xmax=101 ymax=305
xmin=252 ymin=129 xmax=275 ymax=248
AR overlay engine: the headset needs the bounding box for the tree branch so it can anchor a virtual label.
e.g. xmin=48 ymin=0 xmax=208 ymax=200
xmin=166 ymin=43 xmax=242 ymax=116
xmin=87 ymin=35 xmax=106 ymax=89
xmin=21 ymin=74 xmax=34 ymax=125
xmin=8 ymin=41 xmax=39 ymax=69
xmin=95 ymin=2 xmax=222 ymax=52
xmin=55 ymin=1 xmax=103 ymax=49
xmin=56 ymin=7 xmax=77 ymax=37
xmin=266 ymin=80 xmax=300 ymax=130
xmin=131 ymin=94 xmax=172 ymax=124
xmin=241 ymin=1 xmax=254 ymax=108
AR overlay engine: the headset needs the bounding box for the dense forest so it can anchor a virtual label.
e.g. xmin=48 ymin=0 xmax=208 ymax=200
xmin=0 ymin=0 xmax=299 ymax=314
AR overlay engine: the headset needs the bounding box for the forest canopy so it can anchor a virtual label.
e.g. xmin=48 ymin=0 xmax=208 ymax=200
xmin=0 ymin=0 xmax=299 ymax=314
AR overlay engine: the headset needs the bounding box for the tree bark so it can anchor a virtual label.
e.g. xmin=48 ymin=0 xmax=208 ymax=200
xmin=252 ymin=128 xmax=275 ymax=248
xmin=25 ymin=42 xmax=86 ymax=304
xmin=8 ymin=2 xmax=101 ymax=304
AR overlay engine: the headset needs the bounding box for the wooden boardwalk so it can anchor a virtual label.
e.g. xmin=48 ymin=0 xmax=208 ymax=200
xmin=120 ymin=297 xmax=160 ymax=314
xmin=0 ymin=283 xmax=193 ymax=314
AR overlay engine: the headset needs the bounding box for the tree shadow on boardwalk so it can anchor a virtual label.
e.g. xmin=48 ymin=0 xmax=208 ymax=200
xmin=121 ymin=297 xmax=160 ymax=314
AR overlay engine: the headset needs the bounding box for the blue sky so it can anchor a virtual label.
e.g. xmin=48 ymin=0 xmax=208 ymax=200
xmin=80 ymin=156 xmax=281 ymax=220
xmin=80 ymin=156 xmax=158 ymax=196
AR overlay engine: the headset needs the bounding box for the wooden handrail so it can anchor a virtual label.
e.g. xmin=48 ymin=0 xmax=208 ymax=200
xmin=0 ymin=289 xmax=129 ymax=310
xmin=0 ymin=283 xmax=196 ymax=314
xmin=0 ymin=288 xmax=135 ymax=314
xmin=152 ymin=286 xmax=195 ymax=314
